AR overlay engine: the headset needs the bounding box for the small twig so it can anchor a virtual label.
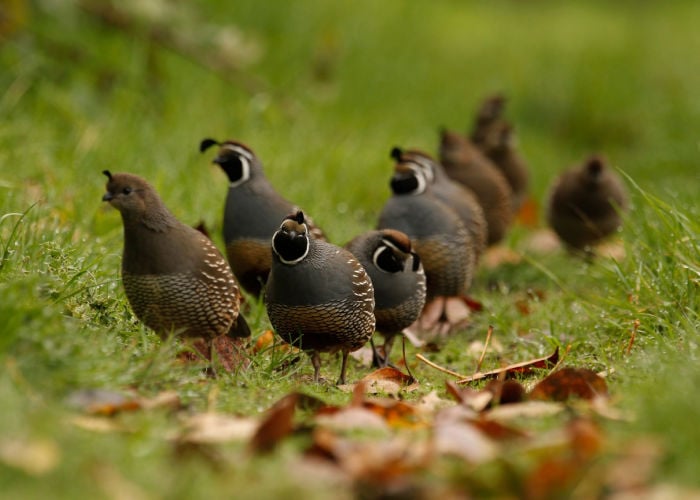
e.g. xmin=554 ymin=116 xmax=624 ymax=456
xmin=549 ymin=344 xmax=572 ymax=373
xmin=415 ymin=353 xmax=467 ymax=379
xmin=475 ymin=325 xmax=494 ymax=373
xmin=626 ymin=319 xmax=640 ymax=355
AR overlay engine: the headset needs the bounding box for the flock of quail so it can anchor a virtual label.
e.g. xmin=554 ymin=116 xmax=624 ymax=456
xmin=102 ymin=94 xmax=629 ymax=384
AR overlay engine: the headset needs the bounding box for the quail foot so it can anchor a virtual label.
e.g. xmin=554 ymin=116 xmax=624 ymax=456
xmin=200 ymin=138 xmax=325 ymax=297
xmin=265 ymin=211 xmax=375 ymax=384
xmin=547 ymin=155 xmax=628 ymax=253
xmin=102 ymin=171 xmax=250 ymax=373
xmin=345 ymin=229 xmax=426 ymax=367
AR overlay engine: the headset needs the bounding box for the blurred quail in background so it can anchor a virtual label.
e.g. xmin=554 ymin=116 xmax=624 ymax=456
xmin=200 ymin=138 xmax=324 ymax=297
xmin=547 ymin=155 xmax=629 ymax=252
xmin=345 ymin=228 xmax=426 ymax=367
xmin=378 ymin=148 xmax=474 ymax=335
xmin=439 ymin=128 xmax=513 ymax=245
xmin=265 ymin=211 xmax=375 ymax=384
xmin=102 ymin=171 xmax=249 ymax=372
xmin=470 ymin=95 xmax=530 ymax=213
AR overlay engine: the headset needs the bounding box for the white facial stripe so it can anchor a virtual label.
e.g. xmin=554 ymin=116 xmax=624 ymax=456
xmin=222 ymin=144 xmax=254 ymax=162
xmin=407 ymin=165 xmax=427 ymax=195
xmin=410 ymin=157 xmax=435 ymax=183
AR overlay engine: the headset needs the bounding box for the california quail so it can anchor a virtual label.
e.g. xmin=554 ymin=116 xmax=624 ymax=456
xmin=398 ymin=148 xmax=487 ymax=265
xmin=345 ymin=229 xmax=426 ymax=367
xmin=102 ymin=171 xmax=250 ymax=372
xmin=470 ymin=95 xmax=530 ymax=213
xmin=377 ymin=150 xmax=474 ymax=334
xmin=265 ymin=211 xmax=375 ymax=384
xmin=439 ymin=128 xmax=513 ymax=245
xmin=200 ymin=138 xmax=324 ymax=297
xmin=547 ymin=155 xmax=629 ymax=251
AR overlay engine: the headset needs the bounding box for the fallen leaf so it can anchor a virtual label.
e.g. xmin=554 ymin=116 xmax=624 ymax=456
xmin=529 ymin=367 xmax=608 ymax=402
xmin=361 ymin=367 xmax=417 ymax=396
xmin=70 ymin=416 xmax=129 ymax=433
xmin=315 ymin=406 xmax=389 ymax=432
xmin=523 ymin=228 xmax=562 ymax=254
xmin=180 ymin=413 xmax=258 ymax=444
xmin=481 ymin=246 xmax=522 ymax=268
xmin=469 ymin=417 xmax=528 ymax=441
xmin=515 ymin=197 xmax=540 ymax=227
xmin=485 ymin=379 xmax=527 ymax=405
xmin=432 ymin=420 xmax=498 ymax=463
xmin=486 ymin=401 xmax=565 ymax=421
xmin=66 ymin=389 xmax=141 ymax=416
xmin=456 ymin=347 xmax=559 ymax=384
xmin=0 ymin=438 xmax=60 ymax=475
xmin=605 ymin=438 xmax=664 ymax=493
xmin=253 ymin=330 xmax=275 ymax=353
xmin=445 ymin=381 xmax=493 ymax=412
xmin=362 ymin=399 xmax=425 ymax=429
xmin=249 ymin=392 xmax=299 ymax=453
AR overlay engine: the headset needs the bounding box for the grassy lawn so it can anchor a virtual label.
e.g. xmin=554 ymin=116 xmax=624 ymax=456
xmin=1 ymin=1 xmax=699 ymax=497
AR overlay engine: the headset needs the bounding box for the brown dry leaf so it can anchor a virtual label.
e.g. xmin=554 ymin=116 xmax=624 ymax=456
xmin=66 ymin=389 xmax=141 ymax=416
xmin=249 ymin=392 xmax=299 ymax=453
xmin=605 ymin=438 xmax=664 ymax=494
xmin=445 ymin=380 xmax=493 ymax=412
xmin=0 ymin=438 xmax=60 ymax=475
xmin=529 ymin=367 xmax=608 ymax=402
xmin=485 ymin=379 xmax=527 ymax=405
xmin=315 ymin=407 xmax=389 ymax=432
xmin=138 ymin=391 xmax=181 ymax=411
xmin=349 ymin=345 xmax=375 ymax=367
xmin=515 ymin=196 xmax=540 ymax=227
xmin=413 ymin=390 xmax=453 ymax=414
xmin=524 ymin=228 xmax=562 ymax=254
xmin=469 ymin=417 xmax=529 ymax=442
xmin=180 ymin=413 xmax=258 ymax=444
xmin=486 ymin=401 xmax=565 ymax=421
xmin=432 ymin=420 xmax=498 ymax=463
xmin=456 ymin=347 xmax=559 ymax=384
xmin=362 ymin=398 xmax=426 ymax=429
xmin=361 ymin=367 xmax=417 ymax=396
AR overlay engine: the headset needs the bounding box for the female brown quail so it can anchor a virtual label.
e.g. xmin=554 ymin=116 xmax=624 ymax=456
xmin=398 ymin=148 xmax=488 ymax=265
xmin=102 ymin=171 xmax=249 ymax=372
xmin=377 ymin=150 xmax=474 ymax=335
xmin=264 ymin=211 xmax=375 ymax=384
xmin=200 ymin=139 xmax=324 ymax=297
xmin=470 ymin=95 xmax=530 ymax=213
xmin=345 ymin=229 xmax=426 ymax=367
xmin=439 ymin=128 xmax=513 ymax=245
xmin=547 ymin=155 xmax=629 ymax=251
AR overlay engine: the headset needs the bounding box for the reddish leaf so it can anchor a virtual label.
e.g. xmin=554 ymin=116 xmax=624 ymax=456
xmin=249 ymin=392 xmax=299 ymax=453
xmin=485 ymin=379 xmax=527 ymax=406
xmin=515 ymin=196 xmax=539 ymax=227
xmin=362 ymin=399 xmax=425 ymax=429
xmin=462 ymin=295 xmax=484 ymax=312
xmin=67 ymin=389 xmax=141 ymax=416
xmin=469 ymin=417 xmax=528 ymax=441
xmin=456 ymin=347 xmax=559 ymax=384
xmin=529 ymin=367 xmax=608 ymax=402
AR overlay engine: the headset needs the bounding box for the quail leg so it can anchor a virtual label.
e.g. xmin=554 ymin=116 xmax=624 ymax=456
xmin=310 ymin=351 xmax=322 ymax=383
xmin=337 ymin=350 xmax=350 ymax=385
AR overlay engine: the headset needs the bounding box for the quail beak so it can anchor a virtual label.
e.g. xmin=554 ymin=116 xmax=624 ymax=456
xmin=212 ymin=156 xmax=224 ymax=165
xmin=102 ymin=192 xmax=114 ymax=202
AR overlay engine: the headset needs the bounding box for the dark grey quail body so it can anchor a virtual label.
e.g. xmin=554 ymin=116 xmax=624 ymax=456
xmin=200 ymin=139 xmax=324 ymax=297
xmin=265 ymin=211 xmax=375 ymax=384
xmin=102 ymin=171 xmax=249 ymax=371
xmin=345 ymin=229 xmax=426 ymax=366
xmin=547 ymin=155 xmax=629 ymax=251
xmin=439 ymin=128 xmax=513 ymax=246
xmin=470 ymin=95 xmax=530 ymax=212
xmin=377 ymin=157 xmax=473 ymax=299
xmin=400 ymin=148 xmax=488 ymax=265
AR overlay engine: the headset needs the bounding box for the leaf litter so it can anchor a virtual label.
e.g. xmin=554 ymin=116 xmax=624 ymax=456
xmin=61 ymin=355 xmax=691 ymax=498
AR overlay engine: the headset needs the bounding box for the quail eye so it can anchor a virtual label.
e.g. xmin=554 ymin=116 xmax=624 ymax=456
xmin=123 ymin=187 xmax=133 ymax=195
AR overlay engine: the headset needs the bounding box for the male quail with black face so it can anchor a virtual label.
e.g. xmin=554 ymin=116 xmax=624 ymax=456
xmin=265 ymin=211 xmax=375 ymax=384
xmin=398 ymin=148 xmax=487 ymax=265
xmin=102 ymin=171 xmax=249 ymax=372
xmin=547 ymin=155 xmax=628 ymax=252
xmin=439 ymin=128 xmax=513 ymax=246
xmin=470 ymin=95 xmax=530 ymax=213
xmin=377 ymin=150 xmax=474 ymax=334
xmin=345 ymin=229 xmax=426 ymax=367
xmin=200 ymin=139 xmax=324 ymax=297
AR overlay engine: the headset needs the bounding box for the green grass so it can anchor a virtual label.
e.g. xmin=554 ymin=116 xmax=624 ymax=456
xmin=1 ymin=0 xmax=699 ymax=497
